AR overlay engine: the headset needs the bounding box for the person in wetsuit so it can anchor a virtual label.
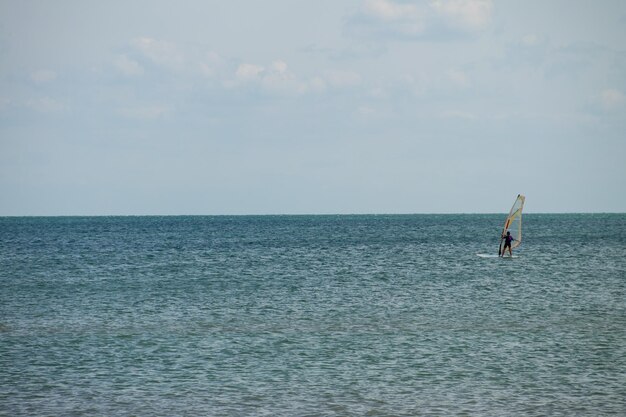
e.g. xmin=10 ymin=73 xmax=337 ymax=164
xmin=501 ymin=231 xmax=516 ymax=257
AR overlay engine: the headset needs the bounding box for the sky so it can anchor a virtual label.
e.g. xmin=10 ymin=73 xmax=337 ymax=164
xmin=0 ymin=0 xmax=625 ymax=215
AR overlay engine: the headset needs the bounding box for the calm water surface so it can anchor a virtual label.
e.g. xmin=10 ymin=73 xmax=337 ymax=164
xmin=1 ymin=214 xmax=625 ymax=416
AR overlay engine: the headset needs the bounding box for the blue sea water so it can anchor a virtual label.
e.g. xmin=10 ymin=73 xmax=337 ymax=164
xmin=1 ymin=214 xmax=625 ymax=416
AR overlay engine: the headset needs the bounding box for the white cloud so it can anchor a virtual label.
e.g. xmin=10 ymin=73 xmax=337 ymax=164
xmin=230 ymin=60 xmax=357 ymax=95
xmin=272 ymin=60 xmax=288 ymax=74
xmin=368 ymin=87 xmax=388 ymax=99
xmin=446 ymin=68 xmax=470 ymax=88
xmin=308 ymin=76 xmax=327 ymax=93
xmin=199 ymin=63 xmax=214 ymax=77
xmin=358 ymin=0 xmax=426 ymax=37
xmin=364 ymin=0 xmax=420 ymax=21
xmin=131 ymin=37 xmax=185 ymax=70
xmin=431 ymin=0 xmax=493 ymax=31
xmin=114 ymin=55 xmax=144 ymax=76
xmin=25 ymin=97 xmax=66 ymax=113
xmin=401 ymin=74 xmax=429 ymax=97
xmin=125 ymin=37 xmax=225 ymax=78
xmin=253 ymin=61 xmax=328 ymax=95
xmin=600 ymin=89 xmax=625 ymax=110
xmin=324 ymin=70 xmax=362 ymax=88
xmin=236 ymin=63 xmax=265 ymax=81
xmin=356 ymin=105 xmax=376 ymax=116
xmin=440 ymin=109 xmax=476 ymax=120
xmin=347 ymin=0 xmax=492 ymax=40
xmin=199 ymin=52 xmax=224 ymax=77
xmin=521 ymin=34 xmax=541 ymax=47
xmin=118 ymin=105 xmax=168 ymax=120
xmin=31 ymin=70 xmax=57 ymax=83
xmin=260 ymin=61 xmax=309 ymax=94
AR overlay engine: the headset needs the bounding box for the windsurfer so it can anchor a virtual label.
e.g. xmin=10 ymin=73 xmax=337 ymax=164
xmin=500 ymin=231 xmax=516 ymax=257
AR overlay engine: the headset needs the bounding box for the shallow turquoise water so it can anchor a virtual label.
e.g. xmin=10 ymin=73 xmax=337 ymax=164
xmin=1 ymin=214 xmax=625 ymax=416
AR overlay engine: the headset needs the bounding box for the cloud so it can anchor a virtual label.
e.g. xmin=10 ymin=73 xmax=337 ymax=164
xmin=31 ymin=70 xmax=57 ymax=83
xmin=440 ymin=109 xmax=476 ymax=120
xmin=507 ymin=34 xmax=550 ymax=66
xmin=126 ymin=37 xmax=225 ymax=79
xmin=348 ymin=0 xmax=426 ymax=38
xmin=260 ymin=61 xmax=309 ymax=94
xmin=295 ymin=70 xmax=363 ymax=95
xmin=356 ymin=105 xmax=376 ymax=117
xmin=236 ymin=63 xmax=265 ymax=81
xmin=114 ymin=55 xmax=144 ymax=76
xmin=131 ymin=37 xmax=185 ymax=71
xmin=431 ymin=0 xmax=492 ymax=32
xmin=521 ymin=34 xmax=541 ymax=47
xmin=199 ymin=52 xmax=224 ymax=77
xmin=229 ymin=60 xmax=361 ymax=96
xmin=324 ymin=70 xmax=362 ymax=88
xmin=307 ymin=77 xmax=327 ymax=93
xmin=368 ymin=87 xmax=389 ymax=99
xmin=118 ymin=104 xmax=168 ymax=120
xmin=446 ymin=68 xmax=470 ymax=88
xmin=25 ymin=97 xmax=66 ymax=113
xmin=301 ymin=43 xmax=387 ymax=62
xmin=346 ymin=0 xmax=493 ymax=40
xmin=118 ymin=36 xmax=363 ymax=98
xmin=115 ymin=35 xmax=363 ymax=98
xmin=600 ymin=89 xmax=625 ymax=110
xmin=272 ymin=60 xmax=288 ymax=74
xmin=364 ymin=0 xmax=419 ymax=20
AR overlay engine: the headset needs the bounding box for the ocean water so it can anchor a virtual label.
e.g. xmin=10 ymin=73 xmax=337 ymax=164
xmin=1 ymin=214 xmax=625 ymax=416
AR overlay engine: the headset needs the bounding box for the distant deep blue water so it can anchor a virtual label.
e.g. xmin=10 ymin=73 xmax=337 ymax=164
xmin=1 ymin=214 xmax=625 ymax=416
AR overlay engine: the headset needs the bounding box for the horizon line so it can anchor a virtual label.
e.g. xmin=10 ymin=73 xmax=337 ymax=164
xmin=1 ymin=211 xmax=624 ymax=218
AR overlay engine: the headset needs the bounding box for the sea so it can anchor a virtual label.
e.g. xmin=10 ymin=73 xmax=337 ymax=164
xmin=1 ymin=214 xmax=625 ymax=416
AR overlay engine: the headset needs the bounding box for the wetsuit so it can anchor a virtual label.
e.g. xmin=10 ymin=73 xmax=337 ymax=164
xmin=503 ymin=234 xmax=514 ymax=248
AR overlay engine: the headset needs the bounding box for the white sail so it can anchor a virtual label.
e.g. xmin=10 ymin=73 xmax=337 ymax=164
xmin=498 ymin=194 xmax=525 ymax=255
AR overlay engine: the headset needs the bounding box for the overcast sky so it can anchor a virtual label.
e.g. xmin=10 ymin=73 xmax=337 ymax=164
xmin=1 ymin=0 xmax=625 ymax=215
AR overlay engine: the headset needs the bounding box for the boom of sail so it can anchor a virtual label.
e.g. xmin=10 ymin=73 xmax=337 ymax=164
xmin=498 ymin=194 xmax=525 ymax=256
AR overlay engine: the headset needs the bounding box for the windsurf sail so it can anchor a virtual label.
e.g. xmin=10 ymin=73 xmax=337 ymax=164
xmin=498 ymin=194 xmax=525 ymax=256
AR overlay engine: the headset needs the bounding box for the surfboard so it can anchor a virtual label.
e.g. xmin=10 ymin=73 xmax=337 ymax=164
xmin=477 ymin=253 xmax=519 ymax=259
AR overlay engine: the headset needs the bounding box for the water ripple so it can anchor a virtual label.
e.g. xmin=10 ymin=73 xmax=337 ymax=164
xmin=1 ymin=214 xmax=625 ymax=416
